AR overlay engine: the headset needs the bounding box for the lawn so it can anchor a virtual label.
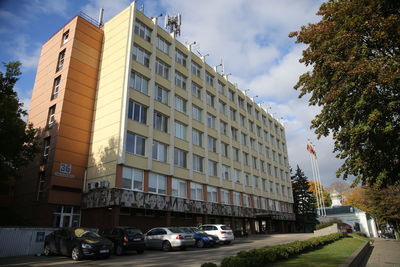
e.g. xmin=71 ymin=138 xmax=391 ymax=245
xmin=271 ymin=235 xmax=366 ymax=267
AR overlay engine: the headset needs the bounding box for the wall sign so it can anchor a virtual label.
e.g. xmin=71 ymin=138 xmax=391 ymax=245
xmin=55 ymin=163 xmax=75 ymax=178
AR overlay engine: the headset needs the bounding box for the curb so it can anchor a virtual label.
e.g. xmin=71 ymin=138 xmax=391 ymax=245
xmin=339 ymin=240 xmax=372 ymax=267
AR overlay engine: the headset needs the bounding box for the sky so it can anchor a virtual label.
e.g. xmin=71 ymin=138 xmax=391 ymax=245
xmin=0 ymin=0 xmax=352 ymax=187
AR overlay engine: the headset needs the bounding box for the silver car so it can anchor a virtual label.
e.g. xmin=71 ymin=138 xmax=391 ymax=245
xmin=145 ymin=227 xmax=195 ymax=251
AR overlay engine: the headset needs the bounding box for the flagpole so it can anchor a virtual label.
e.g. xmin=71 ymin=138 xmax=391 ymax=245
xmin=309 ymin=151 xmax=322 ymax=216
xmin=314 ymin=155 xmax=326 ymax=216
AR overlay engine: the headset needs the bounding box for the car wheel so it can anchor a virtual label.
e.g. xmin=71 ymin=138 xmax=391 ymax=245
xmin=196 ymin=239 xmax=205 ymax=248
xmin=137 ymin=249 xmax=144 ymax=254
xmin=71 ymin=247 xmax=82 ymax=261
xmin=224 ymin=241 xmax=231 ymax=245
xmin=43 ymin=244 xmax=51 ymax=256
xmin=162 ymin=241 xmax=172 ymax=252
xmin=115 ymin=245 xmax=124 ymax=256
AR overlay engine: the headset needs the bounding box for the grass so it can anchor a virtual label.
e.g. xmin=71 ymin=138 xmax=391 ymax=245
xmin=271 ymin=235 xmax=366 ymax=267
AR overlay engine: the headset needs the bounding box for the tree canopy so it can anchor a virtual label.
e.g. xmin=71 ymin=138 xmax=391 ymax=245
xmin=0 ymin=61 xmax=39 ymax=180
xmin=289 ymin=0 xmax=400 ymax=188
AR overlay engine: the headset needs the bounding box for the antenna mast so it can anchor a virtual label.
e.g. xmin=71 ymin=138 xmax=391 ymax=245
xmin=164 ymin=13 xmax=182 ymax=36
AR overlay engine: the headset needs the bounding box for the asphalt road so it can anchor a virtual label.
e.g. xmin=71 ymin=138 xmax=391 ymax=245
xmin=0 ymin=233 xmax=314 ymax=267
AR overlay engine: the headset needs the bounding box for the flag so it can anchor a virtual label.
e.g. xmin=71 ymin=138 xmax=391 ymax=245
xmin=307 ymin=143 xmax=317 ymax=157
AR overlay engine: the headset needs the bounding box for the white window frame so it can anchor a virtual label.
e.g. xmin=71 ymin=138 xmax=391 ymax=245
xmin=128 ymin=100 xmax=147 ymax=124
xmin=193 ymin=154 xmax=204 ymax=173
xmin=191 ymin=61 xmax=201 ymax=77
xmin=175 ymin=72 xmax=186 ymax=89
xmin=174 ymin=148 xmax=187 ymax=168
xmin=148 ymin=172 xmax=166 ymax=195
xmin=134 ymin=20 xmax=151 ymax=42
xmin=153 ymin=111 xmax=168 ymax=132
xmin=222 ymin=164 xmax=230 ymax=180
xmin=132 ymin=44 xmax=150 ymax=67
xmin=208 ymin=160 xmax=217 ymax=176
xmin=156 ymin=35 xmax=169 ymax=54
xmin=126 ymin=132 xmax=146 ymax=156
xmin=192 ymin=129 xmax=203 ymax=147
xmin=122 ymin=167 xmax=144 ymax=191
xmin=152 ymin=141 xmax=167 ymax=162
xmin=155 ymin=59 xmax=169 ymax=79
xmin=221 ymin=189 xmax=229 ymax=204
xmin=175 ymin=49 xmax=187 ymax=67
xmin=130 ymin=71 xmax=148 ymax=94
xmin=174 ymin=120 xmax=187 ymax=140
xmin=192 ymin=105 xmax=202 ymax=121
xmin=207 ymin=186 xmax=217 ymax=203
xmin=174 ymin=95 xmax=187 ymax=113
xmin=154 ymin=84 xmax=169 ymax=105
xmin=172 ymin=178 xmax=187 ymax=198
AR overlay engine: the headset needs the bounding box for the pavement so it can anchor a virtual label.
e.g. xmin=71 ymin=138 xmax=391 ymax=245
xmin=366 ymin=238 xmax=400 ymax=267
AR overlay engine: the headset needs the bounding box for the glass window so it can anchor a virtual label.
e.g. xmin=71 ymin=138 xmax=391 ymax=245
xmin=56 ymin=49 xmax=65 ymax=71
xmin=207 ymin=113 xmax=216 ymax=129
xmin=253 ymin=196 xmax=259 ymax=209
xmin=191 ymin=61 xmax=201 ymax=77
xmin=175 ymin=49 xmax=187 ymax=67
xmin=154 ymin=84 xmax=169 ymax=105
xmin=222 ymin=164 xmax=230 ymax=180
xmin=220 ymin=120 xmax=228 ymax=135
xmin=208 ymin=160 xmax=217 ymax=176
xmin=152 ymin=141 xmax=167 ymax=162
xmin=172 ymin=178 xmax=186 ymax=198
xmin=245 ymin=172 xmax=251 ymax=186
xmin=232 ymin=147 xmax=239 ymax=161
xmin=128 ymin=100 xmax=147 ymax=124
xmin=130 ymin=72 xmax=148 ymax=94
xmin=174 ymin=148 xmax=187 ymax=168
xmin=207 ymin=136 xmax=217 ymax=152
xmin=191 ymin=82 xmax=202 ymax=99
xmin=126 ymin=132 xmax=145 ymax=156
xmin=62 ymin=30 xmax=69 ymax=44
xmin=221 ymin=142 xmax=229 ymax=157
xmin=190 ymin=182 xmax=203 ymax=200
xmin=193 ymin=154 xmax=203 ymax=172
xmin=174 ymin=95 xmax=187 ymax=113
xmin=243 ymin=152 xmax=249 ymax=166
xmin=132 ymin=44 xmax=150 ymax=67
xmin=205 ymin=72 xmax=213 ymax=86
xmin=252 ymin=156 xmax=258 ymax=169
xmin=192 ymin=129 xmax=203 ymax=147
xmin=148 ymin=173 xmax=166 ymax=194
xmin=175 ymin=72 xmax=186 ymax=89
xmin=233 ymin=192 xmax=241 ymax=206
xmin=207 ymin=186 xmax=217 ymax=203
xmin=228 ymin=90 xmax=235 ymax=101
xmin=122 ymin=167 xmax=143 ymax=191
xmin=219 ymin=100 xmax=226 ymax=114
xmin=221 ymin=189 xmax=229 ymax=204
xmin=231 ymin=127 xmax=238 ymax=141
xmin=243 ymin=194 xmax=250 ymax=207
xmin=229 ymin=107 xmax=236 ymax=121
xmin=155 ymin=59 xmax=169 ymax=79
xmin=48 ymin=105 xmax=56 ymax=128
xmin=156 ymin=35 xmax=169 ymax=54
xmin=51 ymin=76 xmax=61 ymax=100
xmin=238 ymin=97 xmax=245 ymax=109
xmin=240 ymin=114 xmax=246 ymax=127
xmin=254 ymin=175 xmax=259 ymax=189
xmin=192 ymin=105 xmax=202 ymax=121
xmin=241 ymin=133 xmax=247 ymax=145
xmin=234 ymin=169 xmax=241 ymax=183
xmin=247 ymin=103 xmax=252 ymax=114
xmin=206 ymin=92 xmax=215 ymax=107
xmin=217 ymin=81 xmax=225 ymax=95
xmin=174 ymin=120 xmax=187 ymax=140
xmin=134 ymin=20 xmax=151 ymax=42
xmin=153 ymin=111 xmax=168 ymax=133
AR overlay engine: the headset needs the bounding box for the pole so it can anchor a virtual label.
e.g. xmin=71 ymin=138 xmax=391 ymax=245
xmin=314 ymin=157 xmax=326 ymax=216
xmin=309 ymin=153 xmax=321 ymax=216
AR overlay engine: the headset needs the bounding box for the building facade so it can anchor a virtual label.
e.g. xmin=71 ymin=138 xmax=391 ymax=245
xmin=16 ymin=3 xmax=295 ymax=234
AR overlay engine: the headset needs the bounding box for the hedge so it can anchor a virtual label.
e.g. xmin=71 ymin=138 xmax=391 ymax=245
xmin=220 ymin=232 xmax=346 ymax=267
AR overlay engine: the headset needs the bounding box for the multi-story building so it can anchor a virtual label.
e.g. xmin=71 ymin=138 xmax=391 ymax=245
xmin=15 ymin=2 xmax=295 ymax=233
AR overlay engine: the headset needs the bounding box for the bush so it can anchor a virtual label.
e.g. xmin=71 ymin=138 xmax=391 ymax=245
xmin=316 ymin=218 xmax=343 ymax=230
xmin=220 ymin=233 xmax=345 ymax=267
xmin=201 ymin=263 xmax=218 ymax=267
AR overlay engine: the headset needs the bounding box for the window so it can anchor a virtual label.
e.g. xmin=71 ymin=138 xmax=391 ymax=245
xmin=221 ymin=142 xmax=229 ymax=157
xmin=193 ymin=154 xmax=204 ymax=172
xmin=51 ymin=76 xmax=61 ymax=100
xmin=264 ymin=131 xmax=269 ymax=142
xmin=231 ymin=127 xmax=238 ymax=141
xmin=233 ymin=192 xmax=241 ymax=206
xmin=254 ymin=176 xmax=259 ymax=189
xmin=221 ymin=189 xmax=229 ymax=204
xmin=191 ymin=61 xmax=201 ymax=77
xmin=207 ymin=186 xmax=217 ymax=203
xmin=190 ymin=182 xmax=203 ymax=200
xmin=253 ymin=196 xmax=259 ymax=209
xmin=205 ymin=72 xmax=213 ymax=86
xmin=191 ymin=82 xmax=202 ymax=99
xmin=155 ymin=59 xmax=169 ymax=79
xmin=219 ymin=100 xmax=226 ymax=114
xmin=174 ymin=95 xmax=187 ymax=113
xmin=265 ymin=146 xmax=270 ymax=158
xmin=134 ymin=20 xmax=151 ymax=42
xmin=282 ymin=185 xmax=286 ymax=196
xmin=255 ymin=110 xmax=260 ymax=120
xmin=132 ymin=44 xmax=150 ymax=67
xmin=156 ymin=35 xmax=169 ymax=54
xmin=48 ymin=105 xmax=56 ymax=128
xmin=245 ymin=173 xmax=251 ymax=186
xmin=148 ymin=173 xmax=166 ymax=194
xmin=175 ymin=72 xmax=187 ymax=89
xmin=130 ymin=72 xmax=148 ymax=94
xmin=250 ymin=138 xmax=256 ymax=150
xmin=276 ymin=183 xmax=280 ymax=195
xmin=257 ymin=126 xmax=262 ymax=137
xmin=207 ymin=113 xmax=216 ymax=129
xmin=243 ymin=194 xmax=250 ymax=207
xmin=52 ymin=206 xmax=81 ymax=227
xmin=228 ymin=90 xmax=235 ymax=101
xmin=259 ymin=142 xmax=263 ymax=154
xmin=192 ymin=105 xmax=202 ymax=121
xmin=126 ymin=132 xmax=146 ymax=156
xmin=62 ymin=30 xmax=69 ymax=44
xmin=222 ymin=165 xmax=230 ymax=180
xmin=261 ymin=160 xmax=266 ymax=172
xmin=240 ymin=114 xmax=246 ymax=127
xmin=175 ymin=49 xmax=187 ymax=67
xmin=174 ymin=121 xmax=187 ymax=140
xmin=153 ymin=111 xmax=168 ymax=132
xmin=43 ymin=137 xmax=51 ymax=164
xmin=262 ymin=115 xmax=267 ymax=125
xmin=56 ymin=49 xmax=65 ymax=71
xmin=249 ymin=120 xmax=254 ymax=132
xmin=269 ymin=181 xmax=274 ymax=193
xmin=241 ymin=133 xmax=247 ymax=145
xmin=174 ymin=148 xmax=187 ymax=168
xmin=247 ymin=103 xmax=252 ymax=114
xmin=192 ymin=129 xmax=203 ymax=147
xmin=206 ymin=92 xmax=215 ymax=107
xmin=269 ymin=198 xmax=275 ymax=210
xmin=152 ymin=141 xmax=167 ymax=162
xmin=262 ymin=178 xmax=267 ymax=192
xmin=238 ymin=97 xmax=245 ymax=109
xmin=128 ymin=100 xmax=147 ymax=124
xmin=207 ymin=136 xmax=217 ymax=152
xmin=261 ymin=197 xmax=267 ymax=210
xmin=154 ymin=84 xmax=169 ymax=105
xmin=122 ymin=167 xmax=143 ymax=191
xmin=267 ymin=163 xmax=272 ymax=175
xmin=243 ymin=152 xmax=249 ymax=165
xmin=217 ymin=82 xmax=225 ymax=95
xmin=172 ymin=178 xmax=186 ymax=198
xmin=234 ymin=169 xmax=241 ymax=183
xmin=229 ymin=107 xmax=236 ymax=121
xmin=220 ymin=121 xmax=228 ymax=135
xmin=208 ymin=160 xmax=217 ymax=176
xmin=232 ymin=147 xmax=239 ymax=161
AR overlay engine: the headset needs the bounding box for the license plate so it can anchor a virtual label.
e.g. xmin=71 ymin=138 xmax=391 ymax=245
xmin=100 ymin=249 xmax=109 ymax=253
xmin=227 ymin=232 xmax=232 ymax=235
xmin=133 ymin=238 xmax=141 ymax=241
xmin=185 ymin=236 xmax=192 ymax=239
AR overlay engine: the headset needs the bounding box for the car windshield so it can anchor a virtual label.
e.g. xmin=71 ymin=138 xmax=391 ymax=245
xmin=180 ymin=228 xmax=194 ymax=233
xmin=221 ymin=226 xmax=232 ymax=230
xmin=73 ymin=228 xmax=100 ymax=238
xmin=168 ymin=227 xmax=184 ymax=233
xmin=195 ymin=230 xmax=206 ymax=234
xmin=125 ymin=228 xmax=142 ymax=236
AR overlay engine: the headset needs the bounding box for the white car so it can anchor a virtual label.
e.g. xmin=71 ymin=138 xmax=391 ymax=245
xmin=199 ymin=224 xmax=234 ymax=244
xmin=144 ymin=227 xmax=195 ymax=251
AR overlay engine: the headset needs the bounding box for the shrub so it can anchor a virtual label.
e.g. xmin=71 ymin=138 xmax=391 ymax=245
xmin=201 ymin=263 xmax=218 ymax=267
xmin=316 ymin=218 xmax=343 ymax=230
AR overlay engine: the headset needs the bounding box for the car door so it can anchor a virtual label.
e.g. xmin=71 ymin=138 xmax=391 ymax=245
xmin=145 ymin=229 xmax=157 ymax=248
xmin=59 ymin=229 xmax=72 ymax=256
xmin=156 ymin=229 xmax=167 ymax=249
xmin=47 ymin=231 xmax=58 ymax=253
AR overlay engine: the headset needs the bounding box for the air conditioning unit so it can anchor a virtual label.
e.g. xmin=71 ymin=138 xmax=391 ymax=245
xmin=87 ymin=182 xmax=99 ymax=190
xmin=100 ymin=181 xmax=109 ymax=188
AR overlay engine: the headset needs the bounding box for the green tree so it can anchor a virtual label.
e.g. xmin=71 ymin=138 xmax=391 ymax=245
xmin=291 ymin=166 xmax=318 ymax=232
xmin=0 ymin=61 xmax=39 ymax=180
xmin=289 ymin=0 xmax=400 ymax=188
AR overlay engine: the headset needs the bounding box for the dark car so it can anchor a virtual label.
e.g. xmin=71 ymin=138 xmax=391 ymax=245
xmin=179 ymin=227 xmax=218 ymax=248
xmin=99 ymin=227 xmax=145 ymax=255
xmin=43 ymin=228 xmax=112 ymax=261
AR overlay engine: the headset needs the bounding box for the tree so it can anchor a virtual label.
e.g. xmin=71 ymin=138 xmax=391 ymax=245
xmin=308 ymin=180 xmax=332 ymax=207
xmin=0 ymin=61 xmax=39 ymax=180
xmin=289 ymin=0 xmax=400 ymax=188
xmin=291 ymin=166 xmax=318 ymax=232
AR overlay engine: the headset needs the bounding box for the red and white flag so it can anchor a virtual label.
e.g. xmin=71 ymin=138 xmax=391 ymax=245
xmin=307 ymin=142 xmax=317 ymax=157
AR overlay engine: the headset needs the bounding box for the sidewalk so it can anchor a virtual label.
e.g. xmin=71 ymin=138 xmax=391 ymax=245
xmin=366 ymin=238 xmax=400 ymax=266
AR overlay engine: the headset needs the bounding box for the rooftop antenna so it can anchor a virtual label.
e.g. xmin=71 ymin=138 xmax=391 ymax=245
xmin=186 ymin=41 xmax=196 ymax=51
xmin=224 ymin=73 xmax=232 ymax=80
xmin=244 ymin=89 xmax=250 ymax=96
xmin=214 ymin=63 xmax=223 ymax=73
xmin=98 ymin=8 xmax=104 ymax=26
xmin=164 ymin=13 xmax=182 ymax=36
xmin=253 ymin=95 xmax=259 ymax=102
xmin=197 ymin=51 xmax=209 ymax=62
xmin=139 ymin=4 xmax=144 ymax=12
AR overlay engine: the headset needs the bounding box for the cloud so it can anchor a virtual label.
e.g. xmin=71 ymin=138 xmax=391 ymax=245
xmin=81 ymin=0 xmax=131 ymax=22
xmin=25 ymin=0 xmax=69 ymax=17
xmin=7 ymin=35 xmax=42 ymax=71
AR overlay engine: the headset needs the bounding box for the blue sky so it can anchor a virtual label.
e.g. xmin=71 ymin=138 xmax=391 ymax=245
xmin=0 ymin=0 xmax=350 ymax=187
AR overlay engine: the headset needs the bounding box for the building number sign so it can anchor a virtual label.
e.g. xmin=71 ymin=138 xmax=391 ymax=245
xmin=55 ymin=163 xmax=75 ymax=178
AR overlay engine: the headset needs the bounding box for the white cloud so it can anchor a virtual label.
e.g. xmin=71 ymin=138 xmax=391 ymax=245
xmin=9 ymin=35 xmax=42 ymax=71
xmin=81 ymin=0 xmax=131 ymax=22
xmin=27 ymin=0 xmax=69 ymax=17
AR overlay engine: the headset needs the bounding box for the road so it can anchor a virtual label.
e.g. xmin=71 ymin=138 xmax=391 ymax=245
xmin=0 ymin=233 xmax=313 ymax=267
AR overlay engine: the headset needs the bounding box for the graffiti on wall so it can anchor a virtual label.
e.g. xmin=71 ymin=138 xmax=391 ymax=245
xmin=82 ymin=188 xmax=293 ymax=220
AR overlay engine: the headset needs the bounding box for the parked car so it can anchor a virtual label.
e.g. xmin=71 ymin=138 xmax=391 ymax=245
xmin=43 ymin=228 xmax=112 ymax=261
xmin=145 ymin=227 xmax=195 ymax=251
xmin=198 ymin=224 xmax=234 ymax=244
xmin=99 ymin=227 xmax=145 ymax=255
xmin=179 ymin=227 xmax=218 ymax=248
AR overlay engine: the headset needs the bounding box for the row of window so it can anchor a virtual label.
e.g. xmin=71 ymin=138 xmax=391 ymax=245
xmin=121 ymin=166 xmax=293 ymax=210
